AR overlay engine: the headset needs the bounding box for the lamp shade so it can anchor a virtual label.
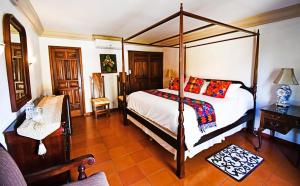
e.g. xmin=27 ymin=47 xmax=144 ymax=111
xmin=274 ymin=68 xmax=299 ymax=85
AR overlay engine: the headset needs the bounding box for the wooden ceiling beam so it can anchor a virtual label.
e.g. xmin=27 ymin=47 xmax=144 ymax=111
xmin=124 ymin=41 xmax=178 ymax=48
xmin=92 ymin=35 xmax=122 ymax=41
xmin=233 ymin=3 xmax=300 ymax=29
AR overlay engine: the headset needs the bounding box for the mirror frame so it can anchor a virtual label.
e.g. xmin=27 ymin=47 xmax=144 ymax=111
xmin=3 ymin=14 xmax=31 ymax=112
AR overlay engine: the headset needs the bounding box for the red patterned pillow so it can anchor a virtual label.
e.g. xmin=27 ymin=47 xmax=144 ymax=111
xmin=204 ymin=80 xmax=232 ymax=98
xmin=184 ymin=76 xmax=204 ymax=94
xmin=169 ymin=77 xmax=180 ymax=90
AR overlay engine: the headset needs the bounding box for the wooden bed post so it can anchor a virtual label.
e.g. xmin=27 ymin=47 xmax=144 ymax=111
xmin=253 ymin=30 xmax=259 ymax=107
xmin=253 ymin=30 xmax=260 ymax=129
xmin=121 ymin=38 xmax=127 ymax=125
xmin=184 ymin=45 xmax=187 ymax=77
xmin=248 ymin=30 xmax=260 ymax=132
xmin=177 ymin=3 xmax=185 ymax=178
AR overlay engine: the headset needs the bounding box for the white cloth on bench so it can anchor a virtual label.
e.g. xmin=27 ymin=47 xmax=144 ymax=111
xmin=17 ymin=95 xmax=64 ymax=155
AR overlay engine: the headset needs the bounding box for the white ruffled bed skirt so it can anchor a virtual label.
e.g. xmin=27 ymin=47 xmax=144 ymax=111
xmin=127 ymin=115 xmax=246 ymax=160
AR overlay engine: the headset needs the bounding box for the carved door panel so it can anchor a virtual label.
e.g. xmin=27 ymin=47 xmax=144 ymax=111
xmin=129 ymin=51 xmax=163 ymax=92
xmin=129 ymin=52 xmax=148 ymax=92
xmin=49 ymin=47 xmax=84 ymax=117
xmin=149 ymin=53 xmax=163 ymax=89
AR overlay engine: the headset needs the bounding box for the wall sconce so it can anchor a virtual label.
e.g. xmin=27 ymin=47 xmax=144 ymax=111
xmin=165 ymin=69 xmax=175 ymax=79
xmin=0 ymin=43 xmax=5 ymax=55
xmin=166 ymin=69 xmax=175 ymax=87
xmin=28 ymin=56 xmax=37 ymax=65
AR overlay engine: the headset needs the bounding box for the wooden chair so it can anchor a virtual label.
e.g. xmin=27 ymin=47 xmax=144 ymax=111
xmin=0 ymin=143 xmax=109 ymax=186
xmin=117 ymin=72 xmax=130 ymax=110
xmin=91 ymin=73 xmax=110 ymax=119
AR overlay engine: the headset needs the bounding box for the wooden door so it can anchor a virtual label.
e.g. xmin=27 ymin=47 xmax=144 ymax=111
xmin=49 ymin=46 xmax=85 ymax=117
xmin=129 ymin=51 xmax=163 ymax=92
xmin=129 ymin=51 xmax=149 ymax=92
xmin=149 ymin=53 xmax=163 ymax=89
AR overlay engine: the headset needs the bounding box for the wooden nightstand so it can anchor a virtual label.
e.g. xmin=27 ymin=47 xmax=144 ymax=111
xmin=256 ymin=104 xmax=300 ymax=166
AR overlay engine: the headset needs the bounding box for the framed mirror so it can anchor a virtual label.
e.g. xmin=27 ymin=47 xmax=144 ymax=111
xmin=3 ymin=14 xmax=31 ymax=112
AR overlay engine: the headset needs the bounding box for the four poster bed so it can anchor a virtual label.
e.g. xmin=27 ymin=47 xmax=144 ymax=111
xmin=119 ymin=4 xmax=259 ymax=178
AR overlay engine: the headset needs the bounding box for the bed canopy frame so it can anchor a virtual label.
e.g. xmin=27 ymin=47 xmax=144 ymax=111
xmin=120 ymin=3 xmax=259 ymax=178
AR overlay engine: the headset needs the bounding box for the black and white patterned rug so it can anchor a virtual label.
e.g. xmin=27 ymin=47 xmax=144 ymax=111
xmin=206 ymin=144 xmax=263 ymax=181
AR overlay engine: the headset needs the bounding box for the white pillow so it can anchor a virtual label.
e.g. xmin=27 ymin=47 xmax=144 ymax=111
xmin=200 ymin=81 xmax=210 ymax=94
xmin=225 ymin=83 xmax=242 ymax=98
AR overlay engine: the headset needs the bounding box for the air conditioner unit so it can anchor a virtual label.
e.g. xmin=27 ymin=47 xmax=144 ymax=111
xmin=95 ymin=39 xmax=122 ymax=50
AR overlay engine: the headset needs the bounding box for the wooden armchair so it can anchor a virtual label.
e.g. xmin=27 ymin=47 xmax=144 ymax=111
xmin=0 ymin=144 xmax=109 ymax=186
xmin=117 ymin=72 xmax=130 ymax=110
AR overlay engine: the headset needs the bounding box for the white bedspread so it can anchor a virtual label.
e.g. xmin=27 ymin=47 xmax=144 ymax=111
xmin=127 ymin=88 xmax=253 ymax=150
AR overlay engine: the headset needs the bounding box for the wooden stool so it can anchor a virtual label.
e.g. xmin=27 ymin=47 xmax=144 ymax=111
xmin=92 ymin=98 xmax=110 ymax=119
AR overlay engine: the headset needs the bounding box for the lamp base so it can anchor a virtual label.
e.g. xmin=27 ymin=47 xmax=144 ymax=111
xmin=276 ymin=85 xmax=291 ymax=108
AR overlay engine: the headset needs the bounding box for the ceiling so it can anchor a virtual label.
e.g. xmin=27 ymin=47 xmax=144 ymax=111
xmin=29 ymin=0 xmax=300 ymax=40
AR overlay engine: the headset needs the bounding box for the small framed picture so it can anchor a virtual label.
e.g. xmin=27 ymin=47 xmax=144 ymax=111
xmin=100 ymin=54 xmax=117 ymax=73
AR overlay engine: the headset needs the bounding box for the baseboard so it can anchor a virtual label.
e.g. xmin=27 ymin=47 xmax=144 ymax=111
xmin=84 ymin=112 xmax=92 ymax=116
xmin=110 ymin=108 xmax=119 ymax=112
xmin=84 ymin=108 xmax=120 ymax=117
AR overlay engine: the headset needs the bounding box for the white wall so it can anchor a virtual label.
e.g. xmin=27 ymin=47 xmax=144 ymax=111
xmin=256 ymin=17 xmax=300 ymax=143
xmin=181 ymin=17 xmax=300 ymax=144
xmin=0 ymin=1 xmax=43 ymax=147
xmin=163 ymin=48 xmax=179 ymax=88
xmin=39 ymin=37 xmax=162 ymax=113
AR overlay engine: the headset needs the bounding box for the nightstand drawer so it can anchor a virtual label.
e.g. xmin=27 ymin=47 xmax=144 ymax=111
xmin=295 ymin=120 xmax=300 ymax=128
xmin=264 ymin=118 xmax=290 ymax=134
xmin=264 ymin=112 xmax=287 ymax=123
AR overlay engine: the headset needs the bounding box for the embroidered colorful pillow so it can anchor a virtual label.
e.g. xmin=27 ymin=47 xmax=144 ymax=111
xmin=169 ymin=77 xmax=180 ymax=90
xmin=184 ymin=76 xmax=204 ymax=94
xmin=204 ymin=80 xmax=232 ymax=98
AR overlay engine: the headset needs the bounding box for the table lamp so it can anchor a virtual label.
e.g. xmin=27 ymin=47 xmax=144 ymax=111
xmin=166 ymin=69 xmax=174 ymax=78
xmin=274 ymin=68 xmax=299 ymax=107
xmin=166 ymin=69 xmax=175 ymax=87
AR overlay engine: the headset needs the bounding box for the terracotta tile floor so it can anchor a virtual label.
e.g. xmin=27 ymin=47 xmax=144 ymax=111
xmin=70 ymin=112 xmax=300 ymax=186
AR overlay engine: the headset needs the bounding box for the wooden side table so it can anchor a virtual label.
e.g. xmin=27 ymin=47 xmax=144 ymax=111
xmin=255 ymin=104 xmax=300 ymax=166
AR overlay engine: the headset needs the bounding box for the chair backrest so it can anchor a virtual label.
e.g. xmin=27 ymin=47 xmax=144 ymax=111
xmin=117 ymin=72 xmax=131 ymax=96
xmin=91 ymin=73 xmax=105 ymax=98
xmin=0 ymin=144 xmax=27 ymax=186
